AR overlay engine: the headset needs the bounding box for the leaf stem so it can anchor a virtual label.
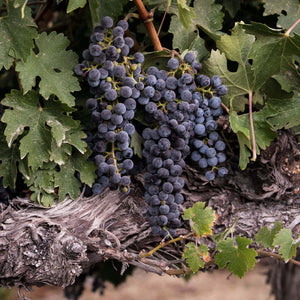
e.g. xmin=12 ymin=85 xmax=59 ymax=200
xmin=285 ymin=17 xmax=300 ymax=37
xmin=249 ymin=90 xmax=256 ymax=161
xmin=256 ymin=249 xmax=300 ymax=267
xmin=133 ymin=0 xmax=163 ymax=51
xmin=140 ymin=232 xmax=193 ymax=258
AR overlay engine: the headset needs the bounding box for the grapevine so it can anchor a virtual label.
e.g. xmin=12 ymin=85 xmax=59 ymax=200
xmin=0 ymin=0 xmax=300 ymax=299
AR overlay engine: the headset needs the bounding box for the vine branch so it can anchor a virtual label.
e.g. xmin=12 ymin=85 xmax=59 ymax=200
xmin=133 ymin=0 xmax=163 ymax=51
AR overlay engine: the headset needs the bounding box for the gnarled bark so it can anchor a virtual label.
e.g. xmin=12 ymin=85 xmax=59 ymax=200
xmin=0 ymin=131 xmax=299 ymax=299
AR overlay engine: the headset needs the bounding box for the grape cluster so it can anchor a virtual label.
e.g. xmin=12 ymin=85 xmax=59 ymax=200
xmin=139 ymin=53 xmax=228 ymax=236
xmin=75 ymin=17 xmax=228 ymax=237
xmin=74 ymin=16 xmax=144 ymax=195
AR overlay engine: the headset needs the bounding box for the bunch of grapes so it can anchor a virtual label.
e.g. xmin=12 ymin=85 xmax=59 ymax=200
xmin=74 ymin=16 xmax=145 ymax=195
xmin=137 ymin=52 xmax=228 ymax=236
xmin=74 ymin=17 xmax=228 ymax=237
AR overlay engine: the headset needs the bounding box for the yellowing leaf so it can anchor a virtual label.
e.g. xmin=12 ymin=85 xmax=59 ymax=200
xmin=183 ymin=202 xmax=216 ymax=236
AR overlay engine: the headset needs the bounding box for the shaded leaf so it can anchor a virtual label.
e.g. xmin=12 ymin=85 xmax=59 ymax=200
xmin=229 ymin=106 xmax=278 ymax=169
xmin=98 ymin=0 xmax=127 ymax=21
xmin=0 ymin=1 xmax=38 ymax=70
xmin=0 ymin=126 xmax=20 ymax=187
xmin=263 ymin=0 xmax=300 ymax=35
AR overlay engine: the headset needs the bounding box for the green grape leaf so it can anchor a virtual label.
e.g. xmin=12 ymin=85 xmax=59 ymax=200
xmin=16 ymin=31 xmax=80 ymax=107
xmin=1 ymin=90 xmax=86 ymax=170
xmin=193 ymin=0 xmax=224 ymax=39
xmin=54 ymin=151 xmax=96 ymax=200
xmin=215 ymin=236 xmax=257 ymax=278
xmin=263 ymin=0 xmax=300 ymax=35
xmin=98 ymin=0 xmax=127 ymax=21
xmin=0 ymin=1 xmax=38 ymax=70
xmin=169 ymin=15 xmax=198 ymax=52
xmin=242 ymin=23 xmax=300 ymax=90
xmin=202 ymin=24 xmax=256 ymax=111
xmin=0 ymin=126 xmax=20 ymax=188
xmin=183 ymin=202 xmax=216 ymax=236
xmin=273 ymin=229 xmax=300 ymax=262
xmin=229 ymin=107 xmax=278 ymax=169
xmin=182 ymin=242 xmax=209 ymax=272
xmin=88 ymin=0 xmax=100 ymax=26
xmin=272 ymin=58 xmax=300 ymax=93
xmin=177 ymin=0 xmax=195 ymax=29
xmin=67 ymin=0 xmax=87 ymax=13
xmin=267 ymin=96 xmax=300 ymax=129
xmin=50 ymin=141 xmax=72 ymax=165
xmin=255 ymin=221 xmax=282 ymax=248
xmin=169 ymin=0 xmax=223 ymax=54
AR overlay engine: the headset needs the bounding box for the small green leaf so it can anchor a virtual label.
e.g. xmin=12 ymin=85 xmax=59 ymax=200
xmin=177 ymin=0 xmax=195 ymax=29
xmin=183 ymin=202 xmax=216 ymax=236
xmin=255 ymin=221 xmax=282 ymax=248
xmin=182 ymin=242 xmax=208 ymax=272
xmin=16 ymin=32 xmax=80 ymax=107
xmin=215 ymin=236 xmax=257 ymax=278
xmin=67 ymin=0 xmax=87 ymax=13
xmin=273 ymin=229 xmax=300 ymax=262
xmin=0 ymin=1 xmax=38 ymax=70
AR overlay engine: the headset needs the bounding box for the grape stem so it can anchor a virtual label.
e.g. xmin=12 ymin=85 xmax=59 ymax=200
xmin=249 ymin=90 xmax=257 ymax=161
xmin=140 ymin=232 xmax=193 ymax=258
xmin=256 ymin=249 xmax=300 ymax=267
xmin=133 ymin=0 xmax=163 ymax=51
xmin=285 ymin=17 xmax=300 ymax=36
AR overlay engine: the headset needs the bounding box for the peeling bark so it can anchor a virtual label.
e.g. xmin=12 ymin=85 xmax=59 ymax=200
xmin=0 ymin=131 xmax=299 ymax=299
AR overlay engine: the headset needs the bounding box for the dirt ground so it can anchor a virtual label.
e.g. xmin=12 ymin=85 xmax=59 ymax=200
xmin=7 ymin=264 xmax=275 ymax=300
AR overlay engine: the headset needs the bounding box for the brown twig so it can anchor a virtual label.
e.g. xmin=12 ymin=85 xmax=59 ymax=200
xmin=133 ymin=0 xmax=163 ymax=51
xmin=256 ymin=249 xmax=300 ymax=267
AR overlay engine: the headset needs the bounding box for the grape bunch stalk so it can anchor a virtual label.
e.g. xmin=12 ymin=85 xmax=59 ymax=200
xmin=75 ymin=16 xmax=228 ymax=237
